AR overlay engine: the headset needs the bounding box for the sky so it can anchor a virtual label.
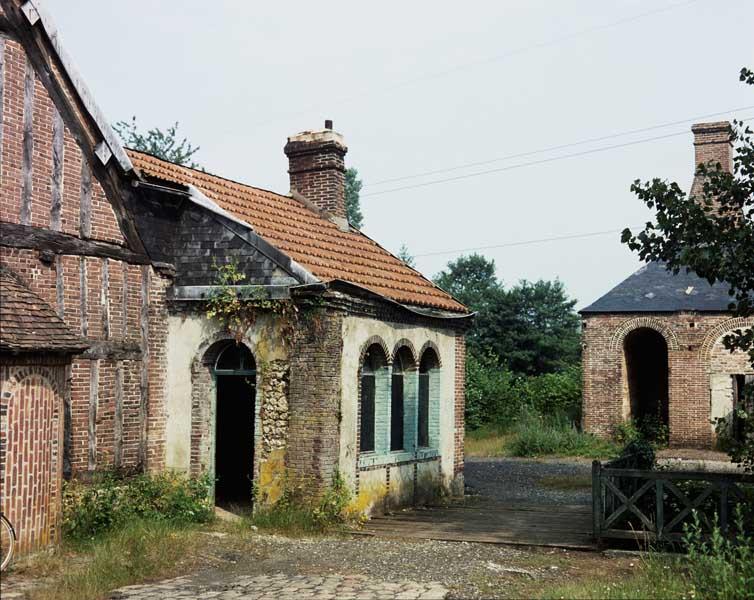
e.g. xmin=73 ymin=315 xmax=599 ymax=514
xmin=46 ymin=0 xmax=754 ymax=309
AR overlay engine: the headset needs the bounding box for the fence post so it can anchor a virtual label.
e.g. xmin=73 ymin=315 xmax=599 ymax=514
xmin=592 ymin=460 xmax=602 ymax=543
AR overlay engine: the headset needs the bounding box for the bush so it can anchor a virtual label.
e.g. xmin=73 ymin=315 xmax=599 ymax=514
xmin=683 ymin=508 xmax=754 ymax=600
xmin=465 ymin=351 xmax=582 ymax=430
xmin=63 ymin=472 xmax=214 ymax=541
xmin=506 ymin=408 xmax=617 ymax=458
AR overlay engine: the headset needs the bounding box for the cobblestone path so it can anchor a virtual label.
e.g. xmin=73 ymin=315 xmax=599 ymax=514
xmin=110 ymin=573 xmax=448 ymax=599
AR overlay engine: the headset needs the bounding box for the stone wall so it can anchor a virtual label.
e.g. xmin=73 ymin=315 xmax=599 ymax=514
xmin=582 ymin=312 xmax=754 ymax=447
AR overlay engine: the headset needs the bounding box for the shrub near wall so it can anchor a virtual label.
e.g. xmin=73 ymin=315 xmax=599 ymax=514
xmin=63 ymin=472 xmax=214 ymax=541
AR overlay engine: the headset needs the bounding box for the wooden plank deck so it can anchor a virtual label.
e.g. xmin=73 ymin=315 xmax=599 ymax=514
xmin=360 ymin=501 xmax=596 ymax=550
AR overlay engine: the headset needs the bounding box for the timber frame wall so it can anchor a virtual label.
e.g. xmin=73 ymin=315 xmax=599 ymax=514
xmin=0 ymin=29 xmax=169 ymax=478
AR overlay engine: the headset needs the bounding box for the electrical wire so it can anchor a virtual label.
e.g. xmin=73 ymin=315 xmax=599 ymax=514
xmin=368 ymin=105 xmax=754 ymax=187
xmin=413 ymin=226 xmax=642 ymax=258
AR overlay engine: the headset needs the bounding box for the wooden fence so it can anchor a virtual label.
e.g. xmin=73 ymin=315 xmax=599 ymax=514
xmin=592 ymin=458 xmax=754 ymax=544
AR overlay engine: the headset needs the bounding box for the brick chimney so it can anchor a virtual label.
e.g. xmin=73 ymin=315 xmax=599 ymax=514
xmin=284 ymin=120 xmax=348 ymax=223
xmin=690 ymin=121 xmax=733 ymax=200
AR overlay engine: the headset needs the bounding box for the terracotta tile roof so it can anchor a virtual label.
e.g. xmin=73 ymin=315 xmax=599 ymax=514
xmin=0 ymin=268 xmax=88 ymax=353
xmin=128 ymin=150 xmax=467 ymax=313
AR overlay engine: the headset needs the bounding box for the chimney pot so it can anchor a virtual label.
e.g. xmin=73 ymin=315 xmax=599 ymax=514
xmin=284 ymin=123 xmax=348 ymax=223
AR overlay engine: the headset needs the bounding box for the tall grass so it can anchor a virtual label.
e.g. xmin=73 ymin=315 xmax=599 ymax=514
xmin=507 ymin=410 xmax=618 ymax=459
xmin=466 ymin=409 xmax=618 ymax=459
xmin=32 ymin=520 xmax=197 ymax=600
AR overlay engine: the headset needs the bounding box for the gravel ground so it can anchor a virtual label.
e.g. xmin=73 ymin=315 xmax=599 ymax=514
xmin=465 ymin=457 xmax=593 ymax=506
xmin=180 ymin=532 xmax=593 ymax=600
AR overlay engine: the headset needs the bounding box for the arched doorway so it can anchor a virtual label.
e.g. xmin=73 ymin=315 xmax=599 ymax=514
xmin=213 ymin=342 xmax=256 ymax=507
xmin=624 ymin=328 xmax=669 ymax=438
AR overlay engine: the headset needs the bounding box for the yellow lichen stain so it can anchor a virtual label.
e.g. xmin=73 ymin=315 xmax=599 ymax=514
xmin=257 ymin=449 xmax=286 ymax=505
xmin=348 ymin=481 xmax=388 ymax=517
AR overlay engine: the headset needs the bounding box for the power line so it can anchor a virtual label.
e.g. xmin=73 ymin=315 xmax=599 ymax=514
xmin=414 ymin=226 xmax=643 ymax=258
xmin=363 ymin=117 xmax=754 ymax=198
xmin=248 ymin=0 xmax=700 ymax=130
xmin=368 ymin=105 xmax=754 ymax=187
xmin=363 ymin=130 xmax=687 ymax=197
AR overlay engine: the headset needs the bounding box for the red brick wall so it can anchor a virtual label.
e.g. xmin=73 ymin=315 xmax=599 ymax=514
xmin=582 ymin=312 xmax=754 ymax=447
xmin=0 ymin=357 xmax=67 ymax=554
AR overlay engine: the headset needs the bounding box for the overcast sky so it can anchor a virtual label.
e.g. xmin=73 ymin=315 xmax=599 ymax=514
xmin=46 ymin=0 xmax=753 ymax=308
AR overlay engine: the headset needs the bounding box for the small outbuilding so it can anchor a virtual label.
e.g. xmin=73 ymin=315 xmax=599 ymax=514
xmin=581 ymin=122 xmax=754 ymax=447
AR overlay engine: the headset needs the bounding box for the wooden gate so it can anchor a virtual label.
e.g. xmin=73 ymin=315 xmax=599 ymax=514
xmin=592 ymin=459 xmax=754 ymax=544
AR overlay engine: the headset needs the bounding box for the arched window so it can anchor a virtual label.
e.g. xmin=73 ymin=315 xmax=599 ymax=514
xmin=360 ymin=345 xmax=387 ymax=452
xmin=391 ymin=354 xmax=405 ymax=451
xmin=418 ymin=348 xmax=440 ymax=448
xmin=214 ymin=343 xmax=256 ymax=375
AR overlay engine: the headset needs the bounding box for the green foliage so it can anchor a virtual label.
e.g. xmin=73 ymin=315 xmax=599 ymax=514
xmin=36 ymin=520 xmax=197 ymax=600
xmin=541 ymin=511 xmax=754 ymax=599
xmin=506 ymin=408 xmax=617 ymax=458
xmin=621 ymin=67 xmax=754 ymax=471
xmin=714 ymin=385 xmax=754 ymax=473
xmin=615 ymin=439 xmax=656 ymax=470
xmin=345 ymin=167 xmax=364 ymax=228
xmin=682 ymin=508 xmax=754 ymax=600
xmin=205 ymin=261 xmax=299 ymax=342
xmin=397 ymin=243 xmax=415 ymax=267
xmin=465 ymin=350 xmax=582 ymax=429
xmin=250 ymin=471 xmax=357 ymax=534
xmin=113 ymin=116 xmax=201 ymax=168
xmin=62 ymin=472 xmax=213 ymax=542
xmin=435 ymin=255 xmax=581 ymax=375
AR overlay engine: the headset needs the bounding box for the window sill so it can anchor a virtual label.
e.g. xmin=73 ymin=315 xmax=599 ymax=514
xmin=358 ymin=448 xmax=440 ymax=469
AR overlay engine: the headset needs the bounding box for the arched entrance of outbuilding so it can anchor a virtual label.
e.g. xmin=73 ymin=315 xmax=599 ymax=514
xmin=623 ymin=327 xmax=669 ymax=438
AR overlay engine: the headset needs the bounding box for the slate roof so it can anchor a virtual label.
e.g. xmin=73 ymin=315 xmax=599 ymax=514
xmin=0 ymin=268 xmax=88 ymax=353
xmin=128 ymin=150 xmax=467 ymax=313
xmin=580 ymin=261 xmax=736 ymax=314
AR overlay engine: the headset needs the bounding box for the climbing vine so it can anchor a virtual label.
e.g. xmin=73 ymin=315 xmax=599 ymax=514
xmin=205 ymin=262 xmax=299 ymax=343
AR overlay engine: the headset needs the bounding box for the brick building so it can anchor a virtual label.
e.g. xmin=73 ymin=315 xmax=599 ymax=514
xmin=0 ymin=0 xmax=470 ymax=555
xmin=581 ymin=122 xmax=753 ymax=448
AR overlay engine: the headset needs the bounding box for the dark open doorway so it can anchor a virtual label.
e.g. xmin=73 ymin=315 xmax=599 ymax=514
xmin=624 ymin=328 xmax=669 ymax=439
xmin=213 ymin=343 xmax=256 ymax=508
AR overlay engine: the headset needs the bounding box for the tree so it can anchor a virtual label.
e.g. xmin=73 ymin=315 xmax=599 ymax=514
xmin=397 ymin=244 xmax=415 ymax=267
xmin=113 ymin=116 xmax=201 ymax=168
xmin=345 ymin=167 xmax=364 ymax=228
xmin=434 ymin=255 xmax=580 ymax=375
xmin=622 ymin=67 xmax=754 ymax=470
xmin=501 ymin=280 xmax=581 ymax=375
xmin=434 ymin=253 xmax=500 ymax=308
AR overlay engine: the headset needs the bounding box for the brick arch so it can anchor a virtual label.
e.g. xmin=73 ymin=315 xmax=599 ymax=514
xmin=699 ymin=317 xmax=754 ymax=361
xmin=392 ymin=339 xmax=418 ymax=369
xmin=418 ymin=340 xmax=443 ymax=368
xmin=358 ymin=335 xmax=391 ymax=366
xmin=1 ymin=364 xmax=67 ymax=399
xmin=608 ymin=317 xmax=680 ymax=353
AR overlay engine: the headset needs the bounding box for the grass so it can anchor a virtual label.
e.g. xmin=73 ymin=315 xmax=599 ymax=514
xmin=539 ymin=557 xmax=693 ymax=599
xmin=538 ymin=474 xmax=593 ymax=491
xmin=466 ymin=412 xmax=619 ymax=460
xmin=24 ymin=520 xmax=200 ymax=600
